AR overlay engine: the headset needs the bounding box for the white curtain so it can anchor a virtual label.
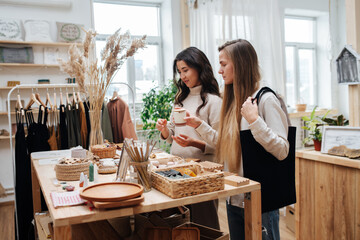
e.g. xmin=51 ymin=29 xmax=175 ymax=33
xmin=188 ymin=0 xmax=286 ymax=95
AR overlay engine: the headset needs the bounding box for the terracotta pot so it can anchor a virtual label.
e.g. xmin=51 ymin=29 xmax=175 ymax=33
xmin=313 ymin=139 xmax=321 ymax=151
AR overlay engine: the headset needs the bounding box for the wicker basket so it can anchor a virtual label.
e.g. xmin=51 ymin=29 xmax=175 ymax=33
xmin=90 ymin=145 xmax=116 ymax=159
xmin=151 ymin=163 xmax=224 ymax=199
xmin=55 ymin=162 xmax=90 ymax=181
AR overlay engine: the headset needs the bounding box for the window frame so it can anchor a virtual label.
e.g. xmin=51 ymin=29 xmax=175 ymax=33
xmin=93 ymin=1 xmax=164 ymax=104
xmin=284 ymin=15 xmax=317 ymax=107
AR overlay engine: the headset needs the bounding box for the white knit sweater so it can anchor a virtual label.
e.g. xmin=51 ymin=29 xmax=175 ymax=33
xmin=161 ymin=85 xmax=222 ymax=162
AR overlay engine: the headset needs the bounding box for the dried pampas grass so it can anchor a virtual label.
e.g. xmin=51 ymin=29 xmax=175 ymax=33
xmin=59 ymin=28 xmax=146 ymax=145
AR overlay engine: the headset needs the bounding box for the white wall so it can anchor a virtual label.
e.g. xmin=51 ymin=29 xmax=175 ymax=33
xmin=0 ymin=0 xmax=92 ymax=191
xmin=330 ymin=0 xmax=348 ymax=118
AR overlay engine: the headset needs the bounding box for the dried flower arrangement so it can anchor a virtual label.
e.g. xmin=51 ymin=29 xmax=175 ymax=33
xmin=59 ymin=29 xmax=146 ymax=146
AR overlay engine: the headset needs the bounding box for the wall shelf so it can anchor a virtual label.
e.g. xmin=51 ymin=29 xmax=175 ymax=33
xmin=0 ymin=84 xmax=77 ymax=90
xmin=0 ymin=63 xmax=60 ymax=68
xmin=0 ymin=40 xmax=82 ymax=47
xmin=0 ymin=135 xmax=15 ymax=140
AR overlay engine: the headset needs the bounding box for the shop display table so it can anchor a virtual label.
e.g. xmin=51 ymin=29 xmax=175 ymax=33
xmin=31 ymin=150 xmax=262 ymax=240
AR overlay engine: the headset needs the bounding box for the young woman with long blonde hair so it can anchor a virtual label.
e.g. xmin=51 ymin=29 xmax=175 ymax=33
xmin=184 ymin=39 xmax=290 ymax=240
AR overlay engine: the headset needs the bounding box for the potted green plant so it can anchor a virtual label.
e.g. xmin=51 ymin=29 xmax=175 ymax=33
xmin=322 ymin=114 xmax=349 ymax=126
xmin=302 ymin=106 xmax=330 ymax=151
xmin=139 ymin=80 xmax=177 ymax=152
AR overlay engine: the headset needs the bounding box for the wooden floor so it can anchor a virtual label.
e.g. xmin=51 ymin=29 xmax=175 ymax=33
xmin=218 ymin=198 xmax=295 ymax=240
xmin=0 ymin=201 xmax=15 ymax=240
xmin=1 ymin=199 xmax=295 ymax=240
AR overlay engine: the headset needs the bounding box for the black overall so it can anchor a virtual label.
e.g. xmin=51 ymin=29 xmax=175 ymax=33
xmin=14 ymin=108 xmax=34 ymax=240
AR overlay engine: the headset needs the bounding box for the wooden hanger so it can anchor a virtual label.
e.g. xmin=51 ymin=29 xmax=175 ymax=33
xmin=60 ymin=92 xmax=63 ymax=105
xmin=17 ymin=94 xmax=25 ymax=116
xmin=35 ymin=93 xmax=46 ymax=107
xmin=66 ymin=92 xmax=71 ymax=110
xmin=111 ymin=91 xmax=118 ymax=101
xmin=73 ymin=91 xmax=78 ymax=109
xmin=46 ymin=92 xmax=53 ymax=109
xmin=53 ymin=92 xmax=57 ymax=109
xmin=25 ymin=93 xmax=41 ymax=110
xmin=77 ymin=92 xmax=82 ymax=103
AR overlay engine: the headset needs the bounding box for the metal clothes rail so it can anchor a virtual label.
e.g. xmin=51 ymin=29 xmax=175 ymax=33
xmin=6 ymin=82 xmax=136 ymax=239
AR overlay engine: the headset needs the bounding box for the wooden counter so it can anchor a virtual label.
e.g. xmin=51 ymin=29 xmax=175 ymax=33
xmin=295 ymin=149 xmax=360 ymax=240
xmin=31 ymin=150 xmax=262 ymax=240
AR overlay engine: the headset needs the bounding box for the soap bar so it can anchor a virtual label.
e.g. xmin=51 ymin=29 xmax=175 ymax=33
xmin=65 ymin=185 xmax=75 ymax=191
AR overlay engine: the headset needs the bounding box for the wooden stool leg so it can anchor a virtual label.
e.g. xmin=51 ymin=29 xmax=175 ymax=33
xmin=244 ymin=189 xmax=262 ymax=240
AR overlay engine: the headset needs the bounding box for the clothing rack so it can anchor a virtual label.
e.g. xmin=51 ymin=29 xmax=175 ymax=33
xmin=7 ymin=82 xmax=136 ymax=238
xmin=109 ymin=82 xmax=136 ymax=127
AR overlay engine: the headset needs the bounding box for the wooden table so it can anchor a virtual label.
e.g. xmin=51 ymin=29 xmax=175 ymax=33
xmin=296 ymin=149 xmax=360 ymax=240
xmin=31 ymin=150 xmax=262 ymax=240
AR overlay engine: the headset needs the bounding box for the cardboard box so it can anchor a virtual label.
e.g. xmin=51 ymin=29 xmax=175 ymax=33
xmin=286 ymin=206 xmax=295 ymax=233
xmin=176 ymin=222 xmax=229 ymax=240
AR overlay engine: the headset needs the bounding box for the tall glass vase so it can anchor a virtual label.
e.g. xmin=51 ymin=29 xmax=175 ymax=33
xmin=88 ymin=109 xmax=104 ymax=148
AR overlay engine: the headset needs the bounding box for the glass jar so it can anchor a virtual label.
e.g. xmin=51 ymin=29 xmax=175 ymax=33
xmin=128 ymin=160 xmax=152 ymax=192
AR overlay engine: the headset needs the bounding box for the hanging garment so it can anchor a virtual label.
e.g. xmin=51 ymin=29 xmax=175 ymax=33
xmin=241 ymin=87 xmax=296 ymax=213
xmin=101 ymin=102 xmax=113 ymax=142
xmin=72 ymin=105 xmax=82 ymax=147
xmin=59 ymin=104 xmax=69 ymax=149
xmin=47 ymin=125 xmax=57 ymax=150
xmin=15 ymin=108 xmax=34 ymax=240
xmin=78 ymin=101 xmax=88 ymax=149
xmin=107 ymin=98 xmax=137 ymax=143
xmin=55 ymin=123 xmax=61 ymax=150
xmin=65 ymin=104 xmax=77 ymax=148
xmin=83 ymin=101 xmax=91 ymax=149
xmin=26 ymin=106 xmax=50 ymax=153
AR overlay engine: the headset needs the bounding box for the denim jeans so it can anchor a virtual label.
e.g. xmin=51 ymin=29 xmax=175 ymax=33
xmin=226 ymin=202 xmax=280 ymax=240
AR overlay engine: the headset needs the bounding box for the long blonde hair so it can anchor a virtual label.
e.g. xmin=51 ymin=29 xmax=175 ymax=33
xmin=216 ymin=39 xmax=261 ymax=172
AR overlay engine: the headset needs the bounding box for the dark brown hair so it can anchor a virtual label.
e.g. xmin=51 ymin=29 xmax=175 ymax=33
xmin=173 ymin=47 xmax=220 ymax=115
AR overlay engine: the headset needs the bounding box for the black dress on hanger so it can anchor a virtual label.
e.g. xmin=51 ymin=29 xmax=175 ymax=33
xmin=72 ymin=104 xmax=82 ymax=147
xmin=15 ymin=108 xmax=34 ymax=240
xmin=26 ymin=105 xmax=50 ymax=153
xmin=59 ymin=104 xmax=69 ymax=149
xmin=65 ymin=103 xmax=77 ymax=148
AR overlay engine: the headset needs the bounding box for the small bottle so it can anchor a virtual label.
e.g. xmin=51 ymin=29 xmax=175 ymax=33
xmin=89 ymin=162 xmax=94 ymax=182
xmin=79 ymin=172 xmax=85 ymax=187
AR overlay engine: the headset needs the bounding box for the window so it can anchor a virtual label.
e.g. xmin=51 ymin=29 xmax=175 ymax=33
xmin=284 ymin=16 xmax=316 ymax=107
xmin=93 ymin=1 xmax=163 ymax=116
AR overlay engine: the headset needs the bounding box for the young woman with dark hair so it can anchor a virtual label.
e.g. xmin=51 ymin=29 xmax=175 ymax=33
xmin=156 ymin=46 xmax=222 ymax=229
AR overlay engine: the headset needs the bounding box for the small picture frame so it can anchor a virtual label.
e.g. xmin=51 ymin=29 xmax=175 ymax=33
xmin=321 ymin=126 xmax=360 ymax=154
xmin=56 ymin=22 xmax=84 ymax=43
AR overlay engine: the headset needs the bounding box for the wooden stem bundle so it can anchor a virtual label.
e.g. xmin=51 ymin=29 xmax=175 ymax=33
xmin=123 ymin=139 xmax=156 ymax=191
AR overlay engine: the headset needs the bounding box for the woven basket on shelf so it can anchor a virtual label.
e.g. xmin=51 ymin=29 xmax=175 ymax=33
xmin=90 ymin=145 xmax=116 ymax=159
xmin=55 ymin=162 xmax=90 ymax=181
xmin=151 ymin=163 xmax=224 ymax=199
